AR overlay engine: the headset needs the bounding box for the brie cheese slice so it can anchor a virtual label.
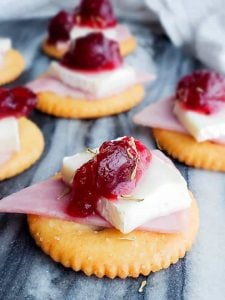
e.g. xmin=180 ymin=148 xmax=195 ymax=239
xmin=48 ymin=61 xmax=136 ymax=98
xmin=97 ymin=154 xmax=191 ymax=233
xmin=70 ymin=26 xmax=117 ymax=41
xmin=174 ymin=101 xmax=225 ymax=142
xmin=61 ymin=152 xmax=95 ymax=185
xmin=0 ymin=117 xmax=20 ymax=154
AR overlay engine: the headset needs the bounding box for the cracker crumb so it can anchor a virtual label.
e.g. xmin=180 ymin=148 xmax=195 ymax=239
xmin=138 ymin=280 xmax=147 ymax=293
xmin=54 ymin=236 xmax=60 ymax=241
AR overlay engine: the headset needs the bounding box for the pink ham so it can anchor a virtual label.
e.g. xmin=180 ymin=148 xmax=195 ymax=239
xmin=27 ymin=72 xmax=155 ymax=100
xmin=0 ymin=175 xmax=188 ymax=233
xmin=134 ymin=97 xmax=186 ymax=133
xmin=133 ymin=97 xmax=225 ymax=145
xmin=116 ymin=25 xmax=132 ymax=42
xmin=27 ymin=77 xmax=88 ymax=99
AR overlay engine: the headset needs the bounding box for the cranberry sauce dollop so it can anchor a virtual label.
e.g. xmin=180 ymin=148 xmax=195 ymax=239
xmin=61 ymin=32 xmax=122 ymax=72
xmin=74 ymin=0 xmax=117 ymax=29
xmin=47 ymin=11 xmax=74 ymax=44
xmin=176 ymin=70 xmax=225 ymax=115
xmin=47 ymin=0 xmax=117 ymax=45
xmin=67 ymin=137 xmax=152 ymax=218
xmin=0 ymin=87 xmax=37 ymax=119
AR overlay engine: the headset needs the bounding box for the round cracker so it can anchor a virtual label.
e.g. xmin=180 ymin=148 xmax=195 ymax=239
xmin=42 ymin=36 xmax=136 ymax=60
xmin=153 ymin=128 xmax=225 ymax=171
xmin=28 ymin=196 xmax=199 ymax=279
xmin=37 ymin=84 xmax=145 ymax=119
xmin=0 ymin=49 xmax=25 ymax=85
xmin=0 ymin=118 xmax=44 ymax=181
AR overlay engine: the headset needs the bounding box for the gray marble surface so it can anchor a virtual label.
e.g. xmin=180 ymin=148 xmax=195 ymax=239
xmin=0 ymin=19 xmax=225 ymax=300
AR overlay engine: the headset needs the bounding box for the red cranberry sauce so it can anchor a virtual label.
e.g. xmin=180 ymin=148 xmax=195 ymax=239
xmin=67 ymin=137 xmax=152 ymax=218
xmin=47 ymin=11 xmax=74 ymax=44
xmin=47 ymin=1 xmax=117 ymax=45
xmin=74 ymin=0 xmax=117 ymax=29
xmin=0 ymin=87 xmax=37 ymax=119
xmin=60 ymin=32 xmax=122 ymax=72
xmin=176 ymin=70 xmax=225 ymax=115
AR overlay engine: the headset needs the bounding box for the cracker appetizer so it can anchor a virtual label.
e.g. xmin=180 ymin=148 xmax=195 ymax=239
xmin=0 ymin=38 xmax=25 ymax=85
xmin=29 ymin=33 xmax=153 ymax=119
xmin=43 ymin=0 xmax=136 ymax=59
xmin=134 ymin=70 xmax=225 ymax=171
xmin=0 ymin=137 xmax=199 ymax=278
xmin=0 ymin=87 xmax=44 ymax=180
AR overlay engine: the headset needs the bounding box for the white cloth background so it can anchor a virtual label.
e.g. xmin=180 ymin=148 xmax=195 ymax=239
xmin=0 ymin=0 xmax=225 ymax=73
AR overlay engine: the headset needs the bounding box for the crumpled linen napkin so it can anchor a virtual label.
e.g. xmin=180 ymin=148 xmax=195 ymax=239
xmin=145 ymin=0 xmax=225 ymax=73
xmin=1 ymin=0 xmax=225 ymax=73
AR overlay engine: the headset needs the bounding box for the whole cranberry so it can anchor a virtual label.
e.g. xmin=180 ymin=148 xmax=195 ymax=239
xmin=0 ymin=87 xmax=37 ymax=118
xmin=61 ymin=32 xmax=122 ymax=71
xmin=67 ymin=137 xmax=151 ymax=218
xmin=47 ymin=11 xmax=74 ymax=44
xmin=74 ymin=0 xmax=117 ymax=28
xmin=176 ymin=70 xmax=225 ymax=114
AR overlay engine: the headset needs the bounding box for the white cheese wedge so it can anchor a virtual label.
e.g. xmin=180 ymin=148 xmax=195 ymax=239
xmin=174 ymin=101 xmax=225 ymax=142
xmin=61 ymin=150 xmax=191 ymax=233
xmin=61 ymin=152 xmax=95 ymax=185
xmin=48 ymin=61 xmax=136 ymax=98
xmin=70 ymin=26 xmax=117 ymax=41
xmin=0 ymin=117 xmax=20 ymax=153
xmin=0 ymin=38 xmax=11 ymax=53
xmin=97 ymin=154 xmax=191 ymax=233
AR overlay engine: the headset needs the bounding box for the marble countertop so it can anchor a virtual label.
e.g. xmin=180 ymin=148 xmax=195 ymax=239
xmin=0 ymin=19 xmax=225 ymax=300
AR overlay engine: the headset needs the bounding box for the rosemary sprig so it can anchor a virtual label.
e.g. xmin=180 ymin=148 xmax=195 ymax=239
xmin=86 ymin=148 xmax=98 ymax=155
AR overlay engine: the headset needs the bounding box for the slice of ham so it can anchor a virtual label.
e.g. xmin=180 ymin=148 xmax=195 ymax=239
xmin=133 ymin=97 xmax=225 ymax=145
xmin=0 ymin=177 xmax=188 ymax=232
xmin=116 ymin=25 xmax=132 ymax=42
xmin=27 ymin=77 xmax=87 ymax=99
xmin=27 ymin=72 xmax=155 ymax=100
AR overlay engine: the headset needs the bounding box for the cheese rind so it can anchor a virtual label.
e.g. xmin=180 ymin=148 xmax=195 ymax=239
xmin=174 ymin=101 xmax=225 ymax=142
xmin=48 ymin=62 xmax=136 ymax=98
xmin=0 ymin=117 xmax=20 ymax=154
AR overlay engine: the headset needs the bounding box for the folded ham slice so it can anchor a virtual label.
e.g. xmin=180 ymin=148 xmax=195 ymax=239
xmin=0 ymin=178 xmax=188 ymax=233
xmin=27 ymin=77 xmax=88 ymax=99
xmin=27 ymin=72 xmax=155 ymax=100
xmin=133 ymin=97 xmax=225 ymax=145
xmin=115 ymin=25 xmax=132 ymax=42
